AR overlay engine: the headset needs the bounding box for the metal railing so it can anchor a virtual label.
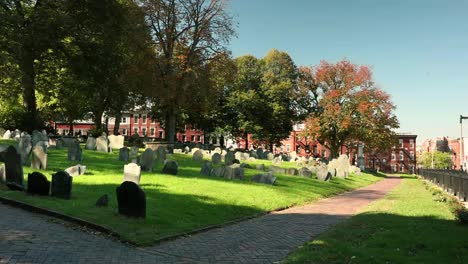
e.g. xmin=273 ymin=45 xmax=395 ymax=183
xmin=418 ymin=169 xmax=468 ymax=201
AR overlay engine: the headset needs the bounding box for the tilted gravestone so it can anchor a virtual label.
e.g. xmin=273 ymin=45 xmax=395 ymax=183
xmin=162 ymin=159 xmax=178 ymax=175
xmin=108 ymin=135 xmax=124 ymax=152
xmin=31 ymin=144 xmax=47 ymax=170
xmin=4 ymin=146 xmax=24 ymax=190
xmin=123 ymin=163 xmax=141 ymax=184
xmin=18 ymin=134 xmax=32 ymax=165
xmin=68 ymin=139 xmax=82 ymax=161
xmin=51 ymin=171 xmax=73 ymax=199
xmin=192 ymin=150 xmax=204 ymax=162
xmin=200 ymin=161 xmax=212 ymax=176
xmin=224 ymin=164 xmax=244 ymax=180
xmin=224 ymin=151 xmax=235 ymax=166
xmin=27 ymin=172 xmax=50 ymax=195
xmin=116 ymin=181 xmax=146 ymax=218
xmin=317 ymin=164 xmax=332 ymax=181
xmin=139 ymin=148 xmax=155 ymax=171
xmin=252 ymin=172 xmax=276 ymax=185
xmin=85 ymin=137 xmax=96 ymax=150
xmin=298 ymin=167 xmax=312 ymax=178
xmin=64 ymin=164 xmax=86 ymax=177
xmin=156 ymin=146 xmax=166 ymax=164
xmin=211 ymin=153 xmax=221 ymax=164
xmin=119 ymin=147 xmax=130 ymax=162
xmin=96 ymin=136 xmax=108 ymax=152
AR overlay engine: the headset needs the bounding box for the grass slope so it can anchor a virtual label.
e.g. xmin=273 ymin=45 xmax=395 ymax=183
xmin=284 ymin=175 xmax=468 ymax=264
xmin=0 ymin=142 xmax=382 ymax=245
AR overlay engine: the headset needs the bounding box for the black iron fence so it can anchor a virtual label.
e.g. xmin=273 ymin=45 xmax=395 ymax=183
xmin=418 ymin=169 xmax=468 ymax=201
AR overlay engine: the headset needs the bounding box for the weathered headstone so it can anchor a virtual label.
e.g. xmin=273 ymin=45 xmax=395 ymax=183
xmin=27 ymin=172 xmax=50 ymax=195
xmin=140 ymin=148 xmax=155 ymax=171
xmin=269 ymin=165 xmax=286 ymax=175
xmin=108 ymin=135 xmax=125 ymax=152
xmin=272 ymin=157 xmax=282 ymax=165
xmin=350 ymin=165 xmax=361 ymax=174
xmin=200 ymin=161 xmax=212 ymax=176
xmin=211 ymin=153 xmax=221 ymax=164
xmin=184 ymin=146 xmax=190 ymax=154
xmin=95 ymin=194 xmax=109 ymax=207
xmin=156 ymin=146 xmax=166 ymax=164
xmin=289 ymin=151 xmax=297 ymax=161
xmin=85 ymin=137 xmax=96 ymax=150
xmin=256 ymin=148 xmax=264 ymax=159
xmin=266 ymin=152 xmax=274 ymax=161
xmin=192 ymin=149 xmax=204 ymax=162
xmin=255 ymin=164 xmax=265 ymax=171
xmin=68 ymin=139 xmax=82 ymax=161
xmin=0 ymin=127 xmax=5 ymax=137
xmin=242 ymin=153 xmax=250 ymax=160
xmin=123 ymin=163 xmax=141 ymax=184
xmin=32 ymin=130 xmax=47 ymax=147
xmin=56 ymin=138 xmax=64 ymax=149
xmin=119 ymin=147 xmax=130 ymax=162
xmin=130 ymin=146 xmax=139 ymax=162
xmin=51 ymin=171 xmax=73 ymax=199
xmin=4 ymin=146 xmax=24 ymax=190
xmin=211 ymin=166 xmax=225 ymax=177
xmin=31 ymin=144 xmax=47 ymax=170
xmin=285 ymin=168 xmax=298 ymax=176
xmin=116 ymin=181 xmax=146 ymax=218
xmin=335 ymin=154 xmax=350 ymax=178
xmin=18 ymin=134 xmax=32 ymax=165
xmin=252 ymin=172 xmax=276 ymax=185
xmin=298 ymin=167 xmax=312 ymax=178
xmin=317 ymin=164 xmax=332 ymax=181
xmin=224 ymin=164 xmax=244 ymax=180
xmin=162 ymin=159 xmax=178 ymax=175
xmin=2 ymin=130 xmax=11 ymax=139
xmin=96 ymin=136 xmax=108 ymax=152
xmin=64 ymin=164 xmax=86 ymax=176
xmin=224 ymin=151 xmax=235 ymax=165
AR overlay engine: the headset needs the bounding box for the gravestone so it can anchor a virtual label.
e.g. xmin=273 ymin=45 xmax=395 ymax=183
xmin=123 ymin=163 xmax=141 ymax=184
xmin=252 ymin=172 xmax=276 ymax=185
xmin=2 ymin=130 xmax=11 ymax=139
xmin=85 ymin=137 xmax=96 ymax=150
xmin=272 ymin=157 xmax=282 ymax=165
xmin=108 ymin=135 xmax=124 ymax=152
xmin=31 ymin=144 xmax=47 ymax=170
xmin=129 ymin=146 xmax=139 ymax=162
xmin=350 ymin=165 xmax=361 ymax=174
xmin=214 ymin=147 xmax=222 ymax=154
xmin=335 ymin=154 xmax=350 ymax=178
xmin=0 ymin=127 xmax=4 ymax=137
xmin=298 ymin=167 xmax=312 ymax=178
xmin=64 ymin=164 xmax=86 ymax=176
xmin=266 ymin=152 xmax=274 ymax=161
xmin=224 ymin=151 xmax=235 ymax=165
xmin=234 ymin=152 xmax=242 ymax=161
xmin=140 ymin=148 xmax=155 ymax=171
xmin=200 ymin=161 xmax=212 ymax=176
xmin=211 ymin=153 xmax=221 ymax=164
xmin=327 ymin=158 xmax=339 ymax=177
xmin=162 ymin=160 xmax=178 ymax=175
xmin=192 ymin=149 xmax=204 ymax=162
xmin=269 ymin=165 xmax=286 ymax=175
xmin=224 ymin=164 xmax=244 ymax=180
xmin=242 ymin=153 xmax=250 ymax=160
xmin=32 ymin=130 xmax=47 ymax=147
xmin=27 ymin=172 xmax=50 ymax=195
xmin=68 ymin=139 xmax=82 ymax=161
xmin=116 ymin=181 xmax=146 ymax=218
xmin=96 ymin=136 xmax=108 ymax=152
xmin=56 ymin=138 xmax=64 ymax=149
xmin=317 ymin=164 xmax=332 ymax=181
xmin=286 ymin=168 xmax=298 ymax=176
xmin=0 ymin=164 xmax=4 ymax=183
xmin=18 ymin=134 xmax=32 ymax=165
xmin=4 ymin=146 xmax=24 ymax=190
xmin=255 ymin=164 xmax=265 ymax=171
xmin=173 ymin=149 xmax=183 ymax=154
xmin=95 ymin=194 xmax=109 ymax=207
xmin=51 ymin=171 xmax=73 ymax=199
xmin=119 ymin=147 xmax=130 ymax=162
xmin=289 ymin=151 xmax=297 ymax=161
xmin=240 ymin=163 xmax=252 ymax=169
xmin=211 ymin=166 xmax=225 ymax=177
xmin=256 ymin=148 xmax=264 ymax=159
xmin=184 ymin=146 xmax=190 ymax=154
xmin=156 ymin=146 xmax=166 ymax=164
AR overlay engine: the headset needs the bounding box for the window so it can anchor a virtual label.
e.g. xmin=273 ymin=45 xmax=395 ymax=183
xmin=399 ymin=151 xmax=404 ymax=161
xmin=182 ymin=134 xmax=186 ymax=142
xmin=409 ymin=139 xmax=414 ymax=149
xmin=409 ymin=165 xmax=415 ymax=174
xmin=191 ymin=135 xmax=195 ymax=141
xmin=142 ymin=114 xmax=147 ymax=124
xmin=280 ymin=145 xmax=284 ymax=151
xmin=151 ymin=117 xmax=156 ymax=124
xmin=391 ymin=151 xmax=396 ymax=161
xmin=392 ymin=164 xmax=397 ymax=172
xmin=410 ymin=151 xmax=415 ymax=160
xmin=159 ymin=131 xmax=164 ymax=138
xmin=134 ymin=127 xmax=139 ymax=135
xmin=121 ymin=117 xmax=127 ymax=124
xmin=286 ymin=144 xmax=291 ymax=152
xmin=399 ymin=139 xmax=403 ymax=148
xmin=400 ymin=165 xmax=404 ymax=172
xmin=122 ymin=128 xmax=127 ymax=136
xmin=197 ymin=135 xmax=201 ymax=142
xmin=150 ymin=127 xmax=155 ymax=136
xmin=142 ymin=128 xmax=147 ymax=136
xmin=134 ymin=114 xmax=139 ymax=123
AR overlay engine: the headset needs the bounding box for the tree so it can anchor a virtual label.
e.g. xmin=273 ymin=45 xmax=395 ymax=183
xmin=139 ymin=0 xmax=235 ymax=143
xmin=418 ymin=151 xmax=452 ymax=169
xmin=302 ymin=60 xmax=399 ymax=158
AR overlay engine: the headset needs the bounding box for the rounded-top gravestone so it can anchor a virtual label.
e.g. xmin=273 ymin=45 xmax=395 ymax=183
xmin=140 ymin=148 xmax=155 ymax=171
xmin=51 ymin=171 xmax=73 ymax=199
xmin=116 ymin=181 xmax=146 ymax=218
xmin=192 ymin=149 xmax=204 ymax=162
xmin=27 ymin=172 xmax=50 ymax=195
xmin=211 ymin=153 xmax=221 ymax=164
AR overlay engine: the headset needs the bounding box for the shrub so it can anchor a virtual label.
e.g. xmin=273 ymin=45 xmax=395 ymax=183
xmin=455 ymin=207 xmax=468 ymax=224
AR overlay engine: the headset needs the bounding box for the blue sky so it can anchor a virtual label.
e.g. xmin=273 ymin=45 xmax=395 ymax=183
xmin=227 ymin=0 xmax=468 ymax=143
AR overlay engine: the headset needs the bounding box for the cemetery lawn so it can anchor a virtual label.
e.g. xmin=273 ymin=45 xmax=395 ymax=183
xmin=284 ymin=175 xmax=468 ymax=264
xmin=0 ymin=146 xmax=383 ymax=246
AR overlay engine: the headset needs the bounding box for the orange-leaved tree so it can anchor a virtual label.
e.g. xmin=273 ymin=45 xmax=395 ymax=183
xmin=301 ymin=60 xmax=399 ymax=159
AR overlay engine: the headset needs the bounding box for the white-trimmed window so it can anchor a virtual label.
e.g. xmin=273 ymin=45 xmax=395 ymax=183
xmin=182 ymin=134 xmax=186 ymax=142
xmin=391 ymin=151 xmax=396 ymax=161
xmin=151 ymin=117 xmax=156 ymax=124
xmin=400 ymin=165 xmax=404 ymax=172
xmin=191 ymin=135 xmax=195 ymax=141
xmin=399 ymin=151 xmax=404 ymax=161
xmin=134 ymin=114 xmax=139 ymax=123
xmin=410 ymin=151 xmax=414 ymax=160
xmin=150 ymin=127 xmax=155 ymax=136
xmin=392 ymin=164 xmax=397 ymax=172
xmin=399 ymin=139 xmax=403 ymax=148
xmin=134 ymin=127 xmax=139 ymax=135
xmin=159 ymin=131 xmax=164 ymax=138
xmin=286 ymin=144 xmax=290 ymax=152
xmin=121 ymin=117 xmax=127 ymax=124
xmin=142 ymin=127 xmax=147 ymax=136
xmin=142 ymin=114 xmax=147 ymax=124
xmin=197 ymin=135 xmax=201 ymax=142
xmin=409 ymin=139 xmax=414 ymax=149
xmin=122 ymin=128 xmax=127 ymax=136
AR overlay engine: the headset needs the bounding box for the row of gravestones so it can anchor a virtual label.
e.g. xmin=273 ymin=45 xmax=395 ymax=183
xmin=25 ymin=171 xmax=73 ymax=199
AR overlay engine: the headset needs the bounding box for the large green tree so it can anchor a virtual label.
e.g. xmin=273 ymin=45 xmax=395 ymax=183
xmin=418 ymin=151 xmax=452 ymax=169
xmin=139 ymin=0 xmax=235 ymax=143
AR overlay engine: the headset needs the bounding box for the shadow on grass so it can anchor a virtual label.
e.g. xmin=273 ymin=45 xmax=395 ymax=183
xmin=284 ymin=212 xmax=468 ymax=264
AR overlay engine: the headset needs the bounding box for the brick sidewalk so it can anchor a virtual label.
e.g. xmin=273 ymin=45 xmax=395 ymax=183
xmin=0 ymin=177 xmax=400 ymax=264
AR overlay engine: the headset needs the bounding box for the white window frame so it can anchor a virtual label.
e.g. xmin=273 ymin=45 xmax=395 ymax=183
xmin=391 ymin=152 xmax=396 ymax=161
xmin=150 ymin=127 xmax=155 ymax=136
xmin=286 ymin=144 xmax=291 ymax=152
xmin=134 ymin=127 xmax=139 ymax=135
xmin=399 ymin=151 xmax=404 ymax=161
xmin=409 ymin=139 xmax=414 ymax=149
xmin=134 ymin=114 xmax=139 ymax=124
xmin=121 ymin=117 xmax=127 ymax=124
xmin=142 ymin=127 xmax=147 ymax=136
xmin=142 ymin=114 xmax=147 ymax=124
xmin=122 ymin=128 xmax=127 ymax=136
xmin=399 ymin=139 xmax=403 ymax=148
xmin=159 ymin=131 xmax=164 ymax=138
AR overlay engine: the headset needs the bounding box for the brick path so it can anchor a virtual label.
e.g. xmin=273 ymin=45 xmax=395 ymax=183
xmin=0 ymin=177 xmax=400 ymax=264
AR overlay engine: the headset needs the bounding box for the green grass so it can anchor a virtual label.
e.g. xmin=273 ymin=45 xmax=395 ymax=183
xmin=284 ymin=175 xmax=468 ymax=264
xmin=0 ymin=142 xmax=383 ymax=245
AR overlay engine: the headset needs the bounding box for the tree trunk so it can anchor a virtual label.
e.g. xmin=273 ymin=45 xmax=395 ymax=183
xmin=19 ymin=51 xmax=38 ymax=132
xmin=244 ymin=132 xmax=249 ymax=150
xmin=167 ymin=110 xmax=176 ymax=143
xmin=114 ymin=112 xmax=122 ymax=135
xmin=93 ymin=110 xmax=104 ymax=131
xmin=270 ymin=142 xmax=274 ymax=152
xmin=68 ymin=120 xmax=74 ymax=136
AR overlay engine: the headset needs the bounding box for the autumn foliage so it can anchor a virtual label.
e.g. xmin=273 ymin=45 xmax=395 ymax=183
xmin=301 ymin=60 xmax=399 ymax=158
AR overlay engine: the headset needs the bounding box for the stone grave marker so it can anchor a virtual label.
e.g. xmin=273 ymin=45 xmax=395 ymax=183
xmin=31 ymin=144 xmax=47 ymax=170
xmin=68 ymin=139 xmax=82 ymax=161
xmin=51 ymin=171 xmax=73 ymax=199
xmin=286 ymin=168 xmax=298 ymax=176
xmin=298 ymin=167 xmax=312 ymax=178
xmin=255 ymin=164 xmax=265 ymax=171
xmin=96 ymin=136 xmax=108 ymax=152
xmin=156 ymin=146 xmax=166 ymax=164
xmin=116 ymin=181 xmax=146 ymax=218
xmin=192 ymin=149 xmax=204 ymax=162
xmin=252 ymin=172 xmax=276 ymax=185
xmin=27 ymin=172 xmax=50 ymax=195
xmin=129 ymin=146 xmax=139 ymax=163
xmin=224 ymin=151 xmax=235 ymax=165
xmin=123 ymin=163 xmax=141 ymax=184
xmin=119 ymin=147 xmax=130 ymax=162
xmin=317 ymin=164 xmax=332 ymax=181
xmin=4 ymin=146 xmax=24 ymax=190
xmin=56 ymin=138 xmax=64 ymax=149
xmin=85 ymin=137 xmax=96 ymax=150
xmin=140 ymin=148 xmax=155 ymax=171
xmin=162 ymin=160 xmax=178 ymax=175
xmin=200 ymin=161 xmax=212 ymax=176
xmin=108 ymin=135 xmax=124 ymax=152
xmin=289 ymin=151 xmax=297 ymax=161
xmin=266 ymin=152 xmax=274 ymax=161
xmin=211 ymin=166 xmax=225 ymax=177
xmin=2 ymin=130 xmax=11 ymax=139
xmin=224 ymin=164 xmax=244 ymax=180
xmin=64 ymin=164 xmax=86 ymax=177
xmin=211 ymin=153 xmax=221 ymax=164
xmin=18 ymin=134 xmax=32 ymax=165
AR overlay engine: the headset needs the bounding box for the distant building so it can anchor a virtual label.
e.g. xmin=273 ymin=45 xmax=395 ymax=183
xmin=419 ymin=136 xmax=468 ymax=170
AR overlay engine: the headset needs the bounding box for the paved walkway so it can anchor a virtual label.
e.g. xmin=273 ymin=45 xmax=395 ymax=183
xmin=0 ymin=177 xmax=400 ymax=264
